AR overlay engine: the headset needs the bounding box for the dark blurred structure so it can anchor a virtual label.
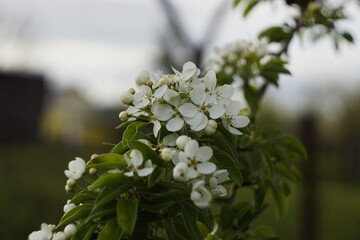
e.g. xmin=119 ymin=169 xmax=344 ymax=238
xmin=0 ymin=71 xmax=46 ymax=143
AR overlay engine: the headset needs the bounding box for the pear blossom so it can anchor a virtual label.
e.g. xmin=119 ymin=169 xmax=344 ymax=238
xmin=172 ymin=140 xmax=216 ymax=179
xmin=124 ymin=149 xmax=154 ymax=177
xmin=64 ymin=157 xmax=86 ymax=180
xmin=173 ymin=162 xmax=189 ymax=182
xmin=135 ymin=70 xmax=150 ymax=86
xmin=119 ymin=111 xmax=128 ymax=121
xmin=222 ymin=101 xmax=250 ymax=135
xmin=191 ymin=180 xmax=212 ymax=208
xmin=204 ymin=119 xmax=217 ymax=135
xmin=176 ymin=135 xmax=191 ymax=150
xmin=133 ymin=84 xmax=167 ymax=109
xmin=160 ymin=148 xmax=173 ymax=161
xmin=209 ymin=170 xmax=230 ymax=197
xmin=28 ymin=223 xmax=53 ymax=240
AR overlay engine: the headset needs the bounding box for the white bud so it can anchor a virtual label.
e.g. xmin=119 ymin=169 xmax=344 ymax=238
xmin=135 ymin=71 xmax=150 ymax=86
xmin=64 ymin=224 xmax=77 ymax=237
xmin=204 ymin=126 xmax=216 ymax=135
xmin=207 ymin=120 xmax=217 ymax=129
xmin=120 ymin=91 xmax=134 ymax=105
xmin=146 ymin=80 xmax=153 ymax=86
xmin=63 ymin=201 xmax=76 ymax=214
xmin=91 ymin=154 xmax=98 ymax=160
xmin=176 ymin=135 xmax=191 ymax=150
xmin=49 ymin=224 xmax=57 ymax=231
xmin=89 ymin=167 xmax=97 ymax=175
xmin=128 ymin=88 xmax=135 ymax=94
xmin=53 ymin=232 xmax=67 ymax=240
xmin=65 ymin=184 xmax=72 ymax=192
xmin=66 ymin=179 xmax=76 ymax=187
xmin=158 ymin=77 xmax=170 ymax=86
xmin=119 ymin=111 xmax=128 ymax=121
xmin=160 ymin=148 xmax=173 ymax=161
xmin=173 ymin=162 xmax=189 ymax=182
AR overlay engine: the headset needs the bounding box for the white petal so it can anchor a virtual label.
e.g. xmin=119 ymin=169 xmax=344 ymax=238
xmin=209 ymin=176 xmax=219 ymax=189
xmin=227 ymin=101 xmax=241 ymax=116
xmin=196 ymin=146 xmax=213 ymax=162
xmin=138 ymin=85 xmax=152 ymax=93
xmin=172 ymin=151 xmax=188 ymax=165
xmin=134 ymin=99 xmax=150 ymax=109
xmin=228 ymin=125 xmax=243 ymax=135
xmin=208 ymin=104 xmax=225 ymax=119
xmin=190 ymin=190 xmax=202 ymax=201
xmin=203 ymin=70 xmax=217 ymax=90
xmin=166 ymin=117 xmax=184 ymax=132
xmin=184 ymin=140 xmax=199 ymax=158
xmin=217 ymin=85 xmax=234 ymax=98
xmin=184 ymin=112 xmax=202 ymax=127
xmin=212 ymin=185 xmax=227 ymax=197
xmin=152 ymin=102 xmax=174 ymax=121
xmin=197 ymin=162 xmax=216 ymax=174
xmin=164 ymin=89 xmax=181 ymax=107
xmin=137 ymin=167 xmax=154 ymax=177
xmin=179 ymin=103 xmax=198 ymax=118
xmin=124 ymin=171 xmax=134 ymax=177
xmin=130 ymin=149 xmax=143 ymax=167
xmin=231 ymin=116 xmax=250 ymax=128
xmin=190 ymin=88 xmax=206 ymax=105
xmin=182 ymin=61 xmax=199 ymax=80
xmin=153 ymin=120 xmax=161 ymax=137
xmin=187 ymin=167 xmax=199 ymax=179
xmin=205 ymin=92 xmax=217 ymax=105
xmin=163 ymin=133 xmax=178 ymax=146
xmin=154 ymin=85 xmax=168 ymax=98
xmin=192 ymin=180 xmax=205 ymax=189
xmin=191 ymin=113 xmax=208 ymax=131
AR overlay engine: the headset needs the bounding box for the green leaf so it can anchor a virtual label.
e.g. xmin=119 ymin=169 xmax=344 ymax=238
xmin=87 ymin=153 xmax=127 ymax=170
xmin=117 ymin=199 xmax=138 ymax=234
xmin=181 ymin=202 xmax=202 ymax=240
xmin=110 ymin=141 xmax=128 ymax=154
xmin=253 ymin=187 xmax=266 ymax=210
xmin=244 ymin=86 xmax=260 ymax=114
xmin=142 ymin=198 xmax=176 ymax=213
xmin=122 ymin=122 xmax=148 ymax=144
xmin=270 ymin=185 xmax=288 ymax=217
xmin=214 ymin=150 xmax=243 ymax=186
xmin=97 ymin=218 xmax=123 ymax=240
xmin=148 ymin=166 xmax=164 ymax=187
xmin=95 ymin=184 xmax=130 ymax=209
xmin=342 ymin=32 xmax=354 ymax=43
xmin=91 ymin=172 xmax=128 ymax=190
xmin=259 ymin=26 xmax=292 ymax=42
xmin=73 ymin=224 xmax=97 ymax=240
xmin=128 ymin=140 xmax=163 ymax=166
xmin=116 ymin=120 xmax=134 ymax=129
xmin=162 ymin=218 xmax=186 ymax=240
xmin=57 ymin=204 xmax=93 ymax=229
xmin=255 ymin=226 xmax=278 ymax=239
xmin=233 ymin=0 xmax=242 ymax=7
xmin=71 ymin=190 xmax=98 ymax=204
xmin=87 ymin=202 xmax=116 ymax=222
xmin=243 ymin=0 xmax=259 ymax=17
xmin=277 ymin=135 xmax=307 ymax=159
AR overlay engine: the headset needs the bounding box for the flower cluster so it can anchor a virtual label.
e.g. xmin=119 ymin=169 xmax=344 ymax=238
xmin=29 ymin=223 xmax=77 ymax=240
xmin=208 ymin=40 xmax=267 ymax=78
xmin=119 ymin=61 xmax=249 ymax=136
xmin=118 ymin=62 xmax=248 ymax=207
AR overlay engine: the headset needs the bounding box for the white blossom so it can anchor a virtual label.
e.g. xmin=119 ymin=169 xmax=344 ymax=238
xmin=209 ymin=170 xmax=230 ymax=197
xmin=172 ymin=140 xmax=216 ymax=179
xmin=191 ymin=180 xmax=212 ymax=208
xmin=160 ymin=148 xmax=173 ymax=162
xmin=124 ymin=149 xmax=154 ymax=177
xmin=135 ymin=71 xmax=150 ymax=86
xmin=28 ymin=223 xmax=53 ymax=240
xmin=64 ymin=157 xmax=86 ymax=180
xmin=222 ymin=101 xmax=250 ymax=135
xmin=63 ymin=200 xmax=76 ymax=214
xmin=133 ymin=85 xmax=167 ymax=109
xmin=52 ymin=232 xmax=66 ymax=240
xmin=120 ymin=91 xmax=134 ymax=105
xmin=176 ymin=135 xmax=191 ymax=150
xmin=173 ymin=162 xmax=189 ymax=182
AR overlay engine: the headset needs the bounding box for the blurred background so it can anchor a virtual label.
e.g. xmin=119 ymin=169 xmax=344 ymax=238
xmin=0 ymin=0 xmax=359 ymax=239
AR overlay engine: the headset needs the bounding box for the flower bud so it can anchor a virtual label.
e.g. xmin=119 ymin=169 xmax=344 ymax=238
xmin=173 ymin=162 xmax=189 ymax=182
xmin=160 ymin=148 xmax=173 ymax=161
xmin=146 ymin=80 xmax=153 ymax=86
xmin=128 ymin=88 xmax=135 ymax=94
xmin=49 ymin=224 xmax=57 ymax=231
xmin=176 ymin=135 xmax=191 ymax=150
xmin=135 ymin=71 xmax=150 ymax=86
xmin=120 ymin=91 xmax=134 ymax=105
xmin=63 ymin=201 xmax=76 ymax=214
xmin=159 ymin=77 xmax=170 ymax=86
xmin=207 ymin=120 xmax=217 ymax=129
xmin=65 ymin=184 xmax=72 ymax=192
xmin=204 ymin=126 xmax=216 ymax=135
xmin=53 ymin=232 xmax=66 ymax=240
xmin=66 ymin=179 xmax=76 ymax=187
xmin=91 ymin=154 xmax=98 ymax=160
xmin=89 ymin=167 xmax=97 ymax=175
xmin=119 ymin=111 xmax=128 ymax=121
xmin=64 ymin=224 xmax=77 ymax=237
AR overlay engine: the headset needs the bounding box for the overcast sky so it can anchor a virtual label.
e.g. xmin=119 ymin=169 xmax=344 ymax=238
xmin=1 ymin=0 xmax=360 ymax=114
